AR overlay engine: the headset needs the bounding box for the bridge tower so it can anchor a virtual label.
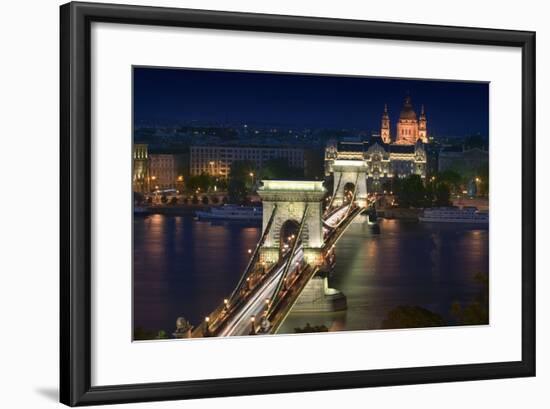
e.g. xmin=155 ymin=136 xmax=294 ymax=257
xmin=257 ymin=180 xmax=326 ymax=266
xmin=331 ymin=160 xmax=368 ymax=208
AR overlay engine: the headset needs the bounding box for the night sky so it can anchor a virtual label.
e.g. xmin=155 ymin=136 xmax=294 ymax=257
xmin=134 ymin=67 xmax=489 ymax=137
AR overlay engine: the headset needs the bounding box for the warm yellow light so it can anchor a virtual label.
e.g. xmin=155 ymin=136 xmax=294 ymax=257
xmin=247 ymin=249 xmax=252 ymax=254
xmin=151 ymin=176 xmax=157 ymax=180
xmin=249 ymin=172 xmax=254 ymax=177
xmin=204 ymin=316 xmax=210 ymax=323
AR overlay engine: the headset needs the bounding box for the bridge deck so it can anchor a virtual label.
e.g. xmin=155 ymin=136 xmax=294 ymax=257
xmin=194 ymin=202 xmax=364 ymax=338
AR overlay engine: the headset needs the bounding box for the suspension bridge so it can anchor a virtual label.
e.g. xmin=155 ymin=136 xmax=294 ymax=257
xmin=192 ymin=161 xmax=369 ymax=337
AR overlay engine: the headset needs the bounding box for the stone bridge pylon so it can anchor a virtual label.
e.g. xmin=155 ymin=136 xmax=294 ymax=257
xmin=257 ymin=180 xmax=326 ymax=266
xmin=331 ymin=160 xmax=368 ymax=208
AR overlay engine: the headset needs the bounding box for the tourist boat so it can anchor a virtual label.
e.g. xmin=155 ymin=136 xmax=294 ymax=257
xmin=195 ymin=204 xmax=262 ymax=221
xmin=419 ymin=206 xmax=489 ymax=224
xmin=134 ymin=206 xmax=151 ymax=215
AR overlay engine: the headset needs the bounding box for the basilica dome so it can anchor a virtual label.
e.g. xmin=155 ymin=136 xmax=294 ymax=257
xmin=399 ymin=96 xmax=417 ymax=120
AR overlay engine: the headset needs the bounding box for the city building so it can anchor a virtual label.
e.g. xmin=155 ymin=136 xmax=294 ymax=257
xmin=189 ymin=145 xmax=305 ymax=178
xmin=438 ymin=146 xmax=488 ymax=173
xmin=149 ymin=153 xmax=177 ymax=190
xmin=325 ymin=95 xmax=428 ymax=191
xmin=325 ymin=137 xmax=427 ymax=191
xmin=133 ymin=144 xmax=149 ymax=193
xmin=381 ymin=95 xmax=428 ymax=145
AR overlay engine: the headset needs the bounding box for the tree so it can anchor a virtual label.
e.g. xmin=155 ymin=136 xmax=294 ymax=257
xmin=260 ymin=158 xmax=303 ymax=180
xmin=187 ymin=173 xmax=212 ymax=192
xmin=437 ymin=170 xmax=462 ymax=194
xmin=211 ymin=196 xmax=220 ymax=204
xmin=476 ymin=162 xmax=489 ymax=196
xmin=146 ymin=196 xmax=153 ymax=205
xmin=228 ymin=179 xmax=248 ymax=204
xmin=434 ymin=182 xmax=451 ymax=206
xmin=451 ymin=272 xmax=489 ymax=325
xmin=170 ymin=196 xmax=178 ymax=205
xmin=381 ymin=306 xmax=445 ymax=329
xmin=201 ymin=195 xmax=209 ymax=205
xmin=160 ymin=195 xmax=168 ymax=204
xmin=155 ymin=330 xmax=168 ymax=340
xmin=394 ymin=175 xmax=426 ymax=208
xmin=228 ymin=160 xmax=256 ymax=191
xmin=191 ymin=195 xmax=199 ymax=205
xmin=294 ymin=323 xmax=329 ymax=333
xmin=134 ymin=327 xmax=157 ymax=341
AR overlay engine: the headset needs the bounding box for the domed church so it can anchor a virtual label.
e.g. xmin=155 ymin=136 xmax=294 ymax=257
xmin=324 ymin=95 xmax=428 ymax=191
xmin=382 ymin=95 xmax=428 ymax=144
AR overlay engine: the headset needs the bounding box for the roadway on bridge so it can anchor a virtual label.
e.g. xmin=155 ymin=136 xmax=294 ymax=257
xmin=218 ymin=247 xmax=304 ymax=336
xmin=217 ymin=205 xmax=351 ymax=337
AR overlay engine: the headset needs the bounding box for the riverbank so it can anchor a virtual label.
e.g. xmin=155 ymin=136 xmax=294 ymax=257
xmin=135 ymin=204 xmax=210 ymax=216
xmin=378 ymin=208 xmax=422 ymax=220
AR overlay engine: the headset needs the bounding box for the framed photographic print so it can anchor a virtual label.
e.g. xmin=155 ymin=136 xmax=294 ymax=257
xmin=60 ymin=1 xmax=536 ymax=406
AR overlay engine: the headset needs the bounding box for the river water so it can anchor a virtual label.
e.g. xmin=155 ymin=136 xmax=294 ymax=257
xmin=133 ymin=214 xmax=488 ymax=335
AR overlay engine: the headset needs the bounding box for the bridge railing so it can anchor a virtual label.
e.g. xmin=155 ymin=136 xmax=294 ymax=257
xmin=266 ymin=204 xmax=309 ymax=317
xmin=227 ymin=204 xmax=278 ymax=304
xmin=323 ymin=174 xmax=342 ymax=216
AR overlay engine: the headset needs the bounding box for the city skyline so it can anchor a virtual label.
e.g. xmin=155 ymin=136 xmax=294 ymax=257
xmin=134 ymin=67 xmax=489 ymax=137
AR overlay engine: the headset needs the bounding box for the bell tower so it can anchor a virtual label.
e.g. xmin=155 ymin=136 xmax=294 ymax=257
xmin=381 ymin=104 xmax=391 ymax=143
xmin=418 ymin=104 xmax=428 ymax=143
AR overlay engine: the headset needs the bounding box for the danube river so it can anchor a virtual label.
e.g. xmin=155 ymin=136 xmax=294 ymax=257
xmin=134 ymin=213 xmax=489 ymax=336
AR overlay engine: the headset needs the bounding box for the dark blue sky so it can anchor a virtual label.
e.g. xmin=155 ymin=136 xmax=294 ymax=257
xmin=134 ymin=67 xmax=489 ymax=137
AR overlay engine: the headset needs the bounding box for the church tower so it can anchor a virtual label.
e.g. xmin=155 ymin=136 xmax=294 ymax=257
xmin=381 ymin=104 xmax=391 ymax=143
xmin=418 ymin=104 xmax=428 ymax=143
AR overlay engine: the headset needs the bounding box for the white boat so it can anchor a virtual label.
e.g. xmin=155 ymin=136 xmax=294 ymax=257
xmin=196 ymin=204 xmax=262 ymax=221
xmin=419 ymin=206 xmax=488 ymax=224
xmin=134 ymin=206 xmax=151 ymax=215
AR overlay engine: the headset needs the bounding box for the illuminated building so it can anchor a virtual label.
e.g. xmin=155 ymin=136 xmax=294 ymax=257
xmin=394 ymin=95 xmax=428 ymax=144
xmin=132 ymin=144 xmax=149 ymax=193
xmin=149 ymin=154 xmax=176 ymax=190
xmin=189 ymin=145 xmax=304 ymax=178
xmin=325 ymin=95 xmax=428 ymax=191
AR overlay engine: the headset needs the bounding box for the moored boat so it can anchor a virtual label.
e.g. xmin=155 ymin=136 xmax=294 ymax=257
xmin=419 ymin=206 xmax=488 ymax=224
xmin=196 ymin=204 xmax=262 ymax=221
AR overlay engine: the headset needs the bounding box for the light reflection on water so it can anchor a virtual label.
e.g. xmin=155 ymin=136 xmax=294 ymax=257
xmin=133 ymin=215 xmax=261 ymax=333
xmin=278 ymin=216 xmax=489 ymax=333
xmin=134 ymin=214 xmax=488 ymax=335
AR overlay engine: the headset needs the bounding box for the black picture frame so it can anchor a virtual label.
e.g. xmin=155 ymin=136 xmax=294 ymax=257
xmin=60 ymin=1 xmax=536 ymax=406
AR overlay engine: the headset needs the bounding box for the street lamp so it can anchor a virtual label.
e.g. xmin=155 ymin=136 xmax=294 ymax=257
xmin=249 ymin=316 xmax=256 ymax=335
